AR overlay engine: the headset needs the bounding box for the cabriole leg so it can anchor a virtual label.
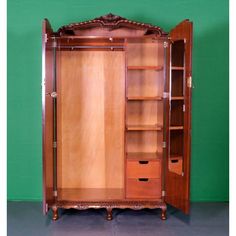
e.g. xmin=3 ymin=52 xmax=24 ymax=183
xmin=106 ymin=208 xmax=113 ymax=221
xmin=161 ymin=207 xmax=167 ymax=220
xmin=52 ymin=206 xmax=59 ymax=221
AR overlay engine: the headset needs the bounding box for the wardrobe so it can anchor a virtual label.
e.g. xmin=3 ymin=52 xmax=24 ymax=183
xmin=42 ymin=13 xmax=192 ymax=221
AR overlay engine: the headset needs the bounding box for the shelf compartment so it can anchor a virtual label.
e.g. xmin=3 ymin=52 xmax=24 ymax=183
xmin=171 ymin=70 xmax=184 ymax=97
xmin=127 ymin=96 xmax=162 ymax=101
xmin=170 ymin=100 xmax=184 ymax=126
xmin=171 ymin=40 xmax=185 ymax=67
xmin=128 ymin=65 xmax=163 ymax=70
xmin=126 ymin=152 xmax=161 ymax=160
xmin=127 ymin=70 xmax=164 ymax=99
xmin=170 ymin=126 xmax=184 ymax=130
xmin=127 ymin=41 xmax=164 ymax=68
xmin=126 ymin=124 xmax=162 ymax=131
xmin=126 ymin=100 xmax=163 ymax=127
xmin=126 ymin=131 xmax=162 ymax=153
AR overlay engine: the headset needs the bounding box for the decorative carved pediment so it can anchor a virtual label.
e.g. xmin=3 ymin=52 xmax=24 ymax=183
xmin=57 ymin=13 xmax=167 ymax=36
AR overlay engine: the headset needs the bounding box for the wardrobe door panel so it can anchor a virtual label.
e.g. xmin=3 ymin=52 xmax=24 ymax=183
xmin=165 ymin=20 xmax=193 ymax=214
xmin=42 ymin=19 xmax=54 ymax=214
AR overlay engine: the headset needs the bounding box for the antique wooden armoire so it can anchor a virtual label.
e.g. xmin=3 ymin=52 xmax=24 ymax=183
xmin=42 ymin=13 xmax=193 ymax=221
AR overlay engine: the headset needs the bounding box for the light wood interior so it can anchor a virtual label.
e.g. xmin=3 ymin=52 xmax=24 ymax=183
xmin=127 ymin=70 xmax=164 ymax=97
xmin=57 ymin=51 xmax=125 ymax=190
xmin=126 ymin=131 xmax=163 ymax=154
xmin=127 ymin=101 xmax=163 ymax=126
xmin=127 ymin=41 xmax=163 ymax=67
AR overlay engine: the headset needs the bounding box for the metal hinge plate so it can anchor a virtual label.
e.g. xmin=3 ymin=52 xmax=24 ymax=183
xmin=162 ymin=141 xmax=166 ymax=148
xmin=163 ymin=41 xmax=168 ymax=48
xmin=163 ymin=92 xmax=169 ymax=99
xmin=183 ymin=104 xmax=186 ymax=112
xmin=187 ymin=76 xmax=192 ymax=88
xmin=53 ymin=141 xmax=57 ymax=148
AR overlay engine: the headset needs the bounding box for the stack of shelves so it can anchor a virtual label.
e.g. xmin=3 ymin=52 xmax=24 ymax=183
xmin=125 ymin=38 xmax=164 ymax=199
xmin=169 ymin=40 xmax=185 ymax=175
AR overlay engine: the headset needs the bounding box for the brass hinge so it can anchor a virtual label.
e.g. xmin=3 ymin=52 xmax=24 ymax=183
xmin=163 ymin=92 xmax=169 ymax=99
xmin=53 ymin=190 xmax=58 ymax=197
xmin=163 ymin=41 xmax=168 ymax=48
xmin=44 ymin=33 xmax=48 ymax=43
xmin=183 ymin=104 xmax=186 ymax=112
xmin=162 ymin=190 xmax=166 ymax=197
xmin=53 ymin=141 xmax=57 ymax=148
xmin=162 ymin=141 xmax=166 ymax=148
xmin=182 ymin=172 xmax=184 ymax=177
xmin=187 ymin=76 xmax=192 ymax=88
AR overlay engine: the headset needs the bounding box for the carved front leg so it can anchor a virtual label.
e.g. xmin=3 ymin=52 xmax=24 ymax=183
xmin=52 ymin=206 xmax=59 ymax=221
xmin=106 ymin=208 xmax=113 ymax=221
xmin=161 ymin=206 xmax=167 ymax=220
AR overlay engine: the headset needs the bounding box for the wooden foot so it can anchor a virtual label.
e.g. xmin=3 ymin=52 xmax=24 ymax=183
xmin=106 ymin=208 xmax=113 ymax=221
xmin=161 ymin=208 xmax=167 ymax=220
xmin=52 ymin=206 xmax=59 ymax=221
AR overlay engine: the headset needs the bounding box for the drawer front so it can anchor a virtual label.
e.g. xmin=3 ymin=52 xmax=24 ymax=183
xmin=126 ymin=178 xmax=161 ymax=198
xmin=126 ymin=160 xmax=161 ymax=178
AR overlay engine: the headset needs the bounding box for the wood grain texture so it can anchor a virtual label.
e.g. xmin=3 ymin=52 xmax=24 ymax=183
xmin=127 ymin=70 xmax=164 ymax=98
xmin=126 ymin=131 xmax=163 ymax=154
xmin=57 ymin=51 xmax=125 ymax=189
xmin=126 ymin=101 xmax=163 ymax=126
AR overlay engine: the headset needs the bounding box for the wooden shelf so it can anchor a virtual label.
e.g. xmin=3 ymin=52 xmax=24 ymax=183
xmin=126 ymin=124 xmax=162 ymax=131
xmin=171 ymin=96 xmax=184 ymax=100
xmin=170 ymin=126 xmax=184 ymax=130
xmin=127 ymin=96 xmax=162 ymax=101
xmin=127 ymin=66 xmax=163 ymax=70
xmin=171 ymin=66 xmax=184 ymax=70
xmin=127 ymin=152 xmax=161 ymax=160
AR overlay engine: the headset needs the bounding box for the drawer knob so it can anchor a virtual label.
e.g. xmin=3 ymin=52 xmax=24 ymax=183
xmin=139 ymin=161 xmax=149 ymax=164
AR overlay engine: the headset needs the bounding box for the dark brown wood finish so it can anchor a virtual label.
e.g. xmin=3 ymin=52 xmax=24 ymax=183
xmin=42 ymin=19 xmax=54 ymax=214
xmin=57 ymin=13 xmax=167 ymax=37
xmin=165 ymin=20 xmax=193 ymax=214
xmin=42 ymin=14 xmax=192 ymax=220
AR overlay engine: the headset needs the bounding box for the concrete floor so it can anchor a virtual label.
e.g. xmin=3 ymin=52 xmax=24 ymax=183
xmin=8 ymin=202 xmax=228 ymax=236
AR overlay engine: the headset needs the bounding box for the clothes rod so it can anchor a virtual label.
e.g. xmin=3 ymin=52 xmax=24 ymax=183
xmin=55 ymin=45 xmax=125 ymax=49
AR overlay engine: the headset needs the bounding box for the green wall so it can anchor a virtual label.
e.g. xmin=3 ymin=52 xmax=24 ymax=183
xmin=7 ymin=0 xmax=229 ymax=201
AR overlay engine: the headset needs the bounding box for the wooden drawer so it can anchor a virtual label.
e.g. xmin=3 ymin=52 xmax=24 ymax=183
xmin=126 ymin=178 xmax=161 ymax=198
xmin=126 ymin=160 xmax=161 ymax=178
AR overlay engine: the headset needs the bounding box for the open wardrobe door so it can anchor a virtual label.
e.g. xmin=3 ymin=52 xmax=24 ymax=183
xmin=165 ymin=20 xmax=193 ymax=214
xmin=42 ymin=19 xmax=54 ymax=214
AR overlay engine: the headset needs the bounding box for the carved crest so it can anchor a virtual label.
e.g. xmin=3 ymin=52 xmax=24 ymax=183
xmin=57 ymin=13 xmax=167 ymax=36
